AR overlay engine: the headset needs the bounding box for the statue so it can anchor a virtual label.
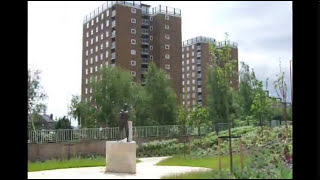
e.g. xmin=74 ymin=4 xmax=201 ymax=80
xmin=119 ymin=103 xmax=129 ymax=142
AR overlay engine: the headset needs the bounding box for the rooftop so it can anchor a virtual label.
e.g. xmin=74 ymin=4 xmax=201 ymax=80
xmin=182 ymin=36 xmax=238 ymax=48
xmin=83 ymin=1 xmax=181 ymax=24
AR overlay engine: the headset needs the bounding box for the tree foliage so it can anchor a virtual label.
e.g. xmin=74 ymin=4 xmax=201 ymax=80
xmin=55 ymin=116 xmax=72 ymax=129
xmin=28 ymin=68 xmax=47 ymax=131
xmin=188 ymin=106 xmax=210 ymax=136
xmin=145 ymin=62 xmax=177 ymax=125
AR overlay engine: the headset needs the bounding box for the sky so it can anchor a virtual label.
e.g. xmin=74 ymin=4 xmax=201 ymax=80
xmin=28 ymin=1 xmax=292 ymax=127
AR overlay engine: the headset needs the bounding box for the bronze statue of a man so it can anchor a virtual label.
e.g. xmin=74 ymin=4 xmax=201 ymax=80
xmin=119 ymin=103 xmax=129 ymax=142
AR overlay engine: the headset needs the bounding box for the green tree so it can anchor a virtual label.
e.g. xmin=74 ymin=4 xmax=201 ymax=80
xmin=145 ymin=62 xmax=177 ymax=125
xmin=273 ymin=61 xmax=289 ymax=133
xmin=68 ymin=95 xmax=81 ymax=126
xmin=55 ymin=116 xmax=72 ymax=129
xmin=188 ymin=106 xmax=210 ymax=136
xmin=89 ymin=66 xmax=134 ymax=127
xmin=28 ymin=68 xmax=47 ymax=131
xmin=177 ymin=105 xmax=189 ymax=135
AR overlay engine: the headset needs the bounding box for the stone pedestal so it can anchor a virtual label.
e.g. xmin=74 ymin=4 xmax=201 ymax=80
xmin=105 ymin=141 xmax=136 ymax=174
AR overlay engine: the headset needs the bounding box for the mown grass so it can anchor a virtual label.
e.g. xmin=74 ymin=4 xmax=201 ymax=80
xmin=28 ymin=156 xmax=141 ymax=172
xmin=157 ymin=154 xmax=242 ymax=170
xmin=161 ymin=170 xmax=229 ymax=179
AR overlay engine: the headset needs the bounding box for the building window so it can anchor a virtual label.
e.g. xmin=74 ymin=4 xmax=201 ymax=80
xmin=106 ymin=41 xmax=109 ymax=47
xmin=96 ymin=36 xmax=98 ymax=42
xmin=131 ymin=8 xmax=136 ymax=13
xmin=186 ymin=47 xmax=189 ymax=51
xmin=165 ymin=64 xmax=170 ymax=69
xmin=91 ymin=29 xmax=94 ymax=35
xmin=192 ymin=45 xmax=195 ymax=49
xmin=86 ymin=41 xmax=88 ymax=47
xmin=165 ymin=34 xmax=170 ymax=39
xmin=90 ymin=96 xmax=92 ymax=101
xmin=182 ymin=74 xmax=184 ymax=79
xmin=150 ymin=45 xmax=153 ymax=50
xmin=187 ymin=87 xmax=190 ymax=92
xmin=95 ymin=55 xmax=98 ymax=62
xmin=182 ymin=47 xmax=184 ymax=52
xmin=182 ymin=81 xmax=185 ymax=85
xmin=165 ymin=15 xmax=170 ymax=20
xmin=150 ymin=36 xmax=153 ymax=40
xmin=90 ymin=57 xmax=93 ymax=64
xmin=90 ymin=67 xmax=93 ymax=73
xmin=131 ymin=29 xmax=136 ymax=34
xmin=165 ymin=25 xmax=169 ymax=29
xmin=131 ymin=71 xmax=136 ymax=76
xmin=91 ymin=20 xmax=94 ymax=26
xmin=91 ymin=38 xmax=93 ymax=45
xmin=150 ymin=55 xmax=153 ymax=61
xmin=101 ymin=34 xmax=104 ymax=40
xmin=131 ymin=60 xmax=136 ymax=66
xmin=106 ymin=10 xmax=109 ymax=16
xmin=182 ymin=54 xmax=184 ymax=59
xmin=131 ymin=50 xmax=136 ymax=55
xmin=105 ymin=61 xmax=109 ymax=67
xmin=165 ymin=45 xmax=170 ymax=49
xmin=96 ymin=17 xmax=99 ymax=23
xmin=101 ymin=13 xmax=104 ymax=20
xmin=85 ymin=78 xmax=88 ymax=84
xmin=187 ymin=73 xmax=190 ymax=78
xmin=106 ymin=20 xmax=109 ymax=27
xmin=209 ymin=58 xmax=212 ymax=61
xmin=187 ymin=66 xmax=189 ymax=71
xmin=100 ymin=53 xmax=103 ymax=60
xmin=86 ymin=23 xmax=89 ymax=28
xmin=90 ymin=49 xmax=93 ymax=54
xmin=192 ymin=58 xmax=195 ymax=63
xmin=101 ymin=23 xmax=104 ymax=30
xmin=192 ymin=79 xmax=195 ymax=84
xmin=192 ymin=65 xmax=195 ymax=70
xmin=182 ymin=61 xmax=184 ymax=66
xmin=131 ymin=39 xmax=136 ymax=45
xmin=101 ymin=44 xmax=103 ymax=50
xmin=94 ymin=66 xmax=97 ymax=72
xmin=187 ymin=80 xmax=190 ymax=85
xmin=193 ymin=86 xmax=195 ymax=91
xmin=131 ymin=18 xmax=136 ymax=23
xmin=96 ymin=27 xmax=99 ymax=33
xmin=187 ymin=60 xmax=189 ymax=64
xmin=187 ymin=53 xmax=189 ymax=58
xmin=86 ymin=59 xmax=88 ymax=66
xmin=150 ymin=16 xmax=153 ymax=21
xmin=106 ymin=51 xmax=109 ymax=58
xmin=192 ymin=72 xmax=195 ymax=77
xmin=192 ymin=52 xmax=194 ymax=56
xmin=95 ymin=46 xmax=98 ymax=52
xmin=86 ymin=69 xmax=88 ymax=75
xmin=86 ymin=32 xmax=89 ymax=37
xmin=150 ymin=26 xmax=153 ymax=31
xmin=165 ymin=54 xmax=170 ymax=59
xmin=182 ymin=68 xmax=184 ymax=72
xmin=106 ymin=31 xmax=109 ymax=37
xmin=85 ymin=88 xmax=88 ymax=94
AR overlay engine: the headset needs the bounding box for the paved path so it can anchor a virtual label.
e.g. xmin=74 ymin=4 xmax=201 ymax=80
xmin=28 ymin=156 xmax=211 ymax=179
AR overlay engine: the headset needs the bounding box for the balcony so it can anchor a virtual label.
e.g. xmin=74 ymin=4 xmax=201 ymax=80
xmin=197 ymin=67 xmax=201 ymax=71
xmin=111 ymin=31 xmax=116 ymax=38
xmin=197 ymin=46 xmax=201 ymax=50
xmin=111 ymin=42 xmax=116 ymax=49
xmin=197 ymin=60 xmax=201 ymax=64
xmin=112 ymin=20 xmax=116 ymax=28
xmin=112 ymin=10 xmax=116 ymax=17
xmin=198 ymin=81 xmax=202 ymax=85
xmin=142 ymin=19 xmax=150 ymax=25
xmin=141 ymin=78 xmax=146 ymax=85
xmin=111 ymin=52 xmax=116 ymax=60
xmin=141 ymin=29 xmax=149 ymax=35
xmin=142 ymin=58 xmax=150 ymax=64
xmin=141 ymin=67 xmax=148 ymax=74
xmin=197 ymin=52 xmax=201 ymax=58
xmin=141 ymin=38 xmax=149 ymax=45
xmin=142 ymin=48 xmax=149 ymax=55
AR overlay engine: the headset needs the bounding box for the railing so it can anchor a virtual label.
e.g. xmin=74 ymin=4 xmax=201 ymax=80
xmin=142 ymin=49 xmax=149 ymax=54
xmin=141 ymin=38 xmax=149 ymax=44
xmin=111 ymin=42 xmax=116 ymax=49
xmin=111 ymin=52 xmax=116 ymax=59
xmin=217 ymin=41 xmax=238 ymax=48
xmin=111 ymin=31 xmax=116 ymax=38
xmin=142 ymin=19 xmax=150 ymax=25
xmin=183 ymin=36 xmax=216 ymax=47
xmin=141 ymin=29 xmax=149 ymax=34
xmin=142 ymin=58 xmax=150 ymax=64
xmin=112 ymin=20 xmax=116 ymax=27
xmin=141 ymin=67 xmax=148 ymax=74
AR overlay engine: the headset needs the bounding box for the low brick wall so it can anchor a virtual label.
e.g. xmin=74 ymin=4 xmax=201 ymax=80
xmin=28 ymin=135 xmax=203 ymax=162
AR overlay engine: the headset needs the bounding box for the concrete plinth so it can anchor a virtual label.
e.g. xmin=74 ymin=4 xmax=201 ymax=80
xmin=106 ymin=141 xmax=136 ymax=174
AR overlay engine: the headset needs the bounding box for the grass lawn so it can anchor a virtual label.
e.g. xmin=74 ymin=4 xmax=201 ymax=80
xmin=157 ymin=154 xmax=242 ymax=170
xmin=28 ymin=156 xmax=141 ymax=172
xmin=161 ymin=170 xmax=229 ymax=179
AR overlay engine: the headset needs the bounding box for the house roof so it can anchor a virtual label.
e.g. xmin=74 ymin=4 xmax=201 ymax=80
xmin=40 ymin=115 xmax=55 ymax=123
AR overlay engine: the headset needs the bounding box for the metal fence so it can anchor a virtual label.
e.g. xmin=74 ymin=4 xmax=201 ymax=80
xmin=28 ymin=125 xmax=211 ymax=144
xmin=28 ymin=120 xmax=290 ymax=144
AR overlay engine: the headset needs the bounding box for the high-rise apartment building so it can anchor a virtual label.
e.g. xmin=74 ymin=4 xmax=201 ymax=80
xmin=181 ymin=36 xmax=239 ymax=110
xmin=81 ymin=1 xmax=182 ymax=102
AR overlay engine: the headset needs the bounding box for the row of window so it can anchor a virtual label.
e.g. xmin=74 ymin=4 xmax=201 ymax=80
xmin=182 ymin=79 xmax=196 ymax=85
xmin=182 ymin=65 xmax=197 ymax=72
xmin=182 ymin=100 xmax=197 ymax=106
xmin=182 ymin=93 xmax=197 ymax=99
xmin=182 ymin=86 xmax=197 ymax=92
xmin=182 ymin=45 xmax=200 ymax=52
xmin=182 ymin=72 xmax=197 ymax=79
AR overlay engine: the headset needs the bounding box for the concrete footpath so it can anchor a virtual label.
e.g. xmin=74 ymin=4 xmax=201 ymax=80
xmin=28 ymin=156 xmax=211 ymax=179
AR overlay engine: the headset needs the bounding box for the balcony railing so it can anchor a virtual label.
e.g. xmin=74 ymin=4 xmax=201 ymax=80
xmin=197 ymin=60 xmax=201 ymax=64
xmin=142 ymin=48 xmax=149 ymax=54
xmin=112 ymin=20 xmax=116 ymax=27
xmin=198 ymin=81 xmax=202 ymax=85
xmin=141 ymin=38 xmax=149 ymax=45
xmin=183 ymin=36 xmax=216 ymax=47
xmin=217 ymin=41 xmax=238 ymax=48
xmin=197 ymin=67 xmax=201 ymax=71
xmin=142 ymin=19 xmax=150 ymax=25
xmin=141 ymin=67 xmax=148 ymax=74
xmin=112 ymin=10 xmax=116 ymax=17
xmin=141 ymin=29 xmax=149 ymax=35
xmin=142 ymin=58 xmax=150 ymax=64
xmin=111 ymin=52 xmax=116 ymax=59
xmin=197 ymin=46 xmax=201 ymax=50
xmin=111 ymin=31 xmax=116 ymax=38
xmin=111 ymin=42 xmax=116 ymax=49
